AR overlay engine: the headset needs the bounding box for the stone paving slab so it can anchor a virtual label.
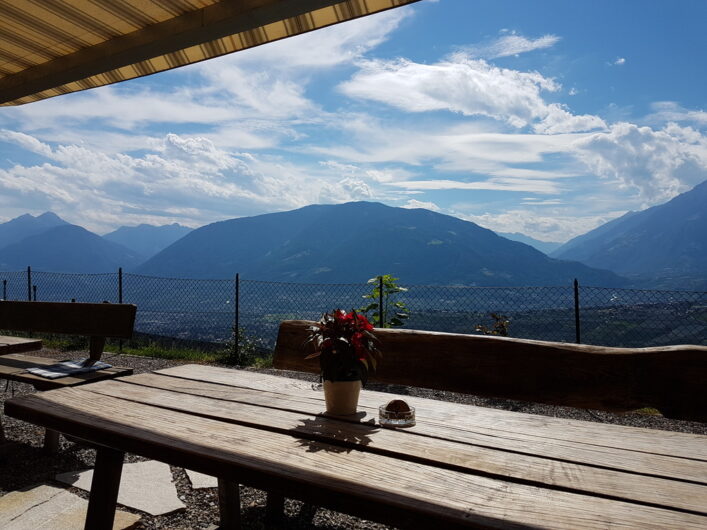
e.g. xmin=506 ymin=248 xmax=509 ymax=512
xmin=56 ymin=460 xmax=185 ymax=516
xmin=0 ymin=483 xmax=140 ymax=529
xmin=185 ymin=468 xmax=218 ymax=489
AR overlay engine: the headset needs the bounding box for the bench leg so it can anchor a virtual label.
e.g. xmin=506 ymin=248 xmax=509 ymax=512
xmin=43 ymin=429 xmax=60 ymax=453
xmin=85 ymin=447 xmax=124 ymax=530
xmin=217 ymin=478 xmax=240 ymax=529
xmin=266 ymin=492 xmax=285 ymax=522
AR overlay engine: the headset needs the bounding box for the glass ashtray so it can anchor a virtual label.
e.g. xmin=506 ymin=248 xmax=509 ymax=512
xmin=379 ymin=402 xmax=416 ymax=428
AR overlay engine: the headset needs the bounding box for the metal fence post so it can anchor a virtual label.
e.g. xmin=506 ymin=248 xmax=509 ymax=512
xmin=378 ymin=275 xmax=384 ymax=328
xmin=574 ymin=278 xmax=581 ymax=344
xmin=2 ymin=279 xmax=6 ymax=300
xmin=33 ymin=285 xmax=37 ymax=301
xmin=118 ymin=267 xmax=123 ymax=303
xmin=27 ymin=266 xmax=32 ymax=301
xmin=118 ymin=267 xmax=123 ymax=353
xmin=234 ymin=273 xmax=240 ymax=363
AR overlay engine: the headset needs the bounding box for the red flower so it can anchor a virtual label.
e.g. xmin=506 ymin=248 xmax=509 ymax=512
xmin=305 ymin=308 xmax=382 ymax=384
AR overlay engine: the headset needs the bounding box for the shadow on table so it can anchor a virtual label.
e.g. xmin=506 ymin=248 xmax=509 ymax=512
xmin=293 ymin=414 xmax=379 ymax=454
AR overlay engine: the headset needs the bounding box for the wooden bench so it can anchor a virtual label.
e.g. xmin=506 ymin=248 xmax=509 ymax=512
xmin=273 ymin=320 xmax=707 ymax=422
xmin=0 ymin=300 xmax=137 ymax=450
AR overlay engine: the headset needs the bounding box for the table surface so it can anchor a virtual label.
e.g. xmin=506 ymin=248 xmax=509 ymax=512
xmin=4 ymin=365 xmax=707 ymax=529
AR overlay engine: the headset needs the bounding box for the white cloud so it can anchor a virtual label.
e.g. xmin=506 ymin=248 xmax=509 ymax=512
xmin=389 ymin=178 xmax=561 ymax=194
xmin=467 ymin=32 xmax=561 ymax=59
xmin=0 ymin=130 xmax=53 ymax=158
xmin=403 ymin=199 xmax=441 ymax=211
xmin=339 ymin=53 xmax=606 ymax=134
xmin=613 ymin=57 xmax=626 ymax=65
xmin=645 ymin=101 xmax=707 ymax=126
xmin=318 ymin=177 xmax=372 ymax=203
xmin=572 ymin=122 xmax=707 ymax=204
xmin=456 ymin=208 xmax=625 ymax=242
xmin=211 ymin=8 xmax=410 ymax=71
xmin=0 ymin=131 xmax=419 ymax=232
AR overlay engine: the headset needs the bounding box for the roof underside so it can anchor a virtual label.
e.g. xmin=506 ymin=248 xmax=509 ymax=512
xmin=0 ymin=0 xmax=419 ymax=106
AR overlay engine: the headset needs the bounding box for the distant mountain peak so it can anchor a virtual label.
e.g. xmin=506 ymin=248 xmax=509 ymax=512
xmin=0 ymin=211 xmax=69 ymax=250
xmin=137 ymin=201 xmax=625 ymax=286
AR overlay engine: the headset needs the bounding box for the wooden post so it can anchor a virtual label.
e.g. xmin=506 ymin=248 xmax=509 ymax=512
xmin=85 ymin=447 xmax=124 ymax=530
xmin=217 ymin=478 xmax=241 ymax=529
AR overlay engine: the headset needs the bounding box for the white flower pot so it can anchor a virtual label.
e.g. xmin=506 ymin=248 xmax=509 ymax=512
xmin=323 ymin=380 xmax=362 ymax=415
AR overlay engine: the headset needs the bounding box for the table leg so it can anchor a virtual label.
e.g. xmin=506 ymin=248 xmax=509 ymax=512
xmin=266 ymin=492 xmax=285 ymax=522
xmin=43 ymin=429 xmax=60 ymax=453
xmin=85 ymin=447 xmax=124 ymax=530
xmin=217 ymin=478 xmax=241 ymax=529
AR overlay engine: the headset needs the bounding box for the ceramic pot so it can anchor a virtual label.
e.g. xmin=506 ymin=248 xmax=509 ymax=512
xmin=323 ymin=380 xmax=362 ymax=415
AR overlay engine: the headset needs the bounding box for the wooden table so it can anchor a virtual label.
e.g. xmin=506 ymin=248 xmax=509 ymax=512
xmin=4 ymin=365 xmax=707 ymax=529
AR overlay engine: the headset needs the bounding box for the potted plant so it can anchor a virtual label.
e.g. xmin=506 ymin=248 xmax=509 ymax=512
xmin=305 ymin=309 xmax=381 ymax=415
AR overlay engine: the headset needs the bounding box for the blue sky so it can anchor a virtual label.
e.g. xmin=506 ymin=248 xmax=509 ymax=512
xmin=0 ymin=0 xmax=705 ymax=242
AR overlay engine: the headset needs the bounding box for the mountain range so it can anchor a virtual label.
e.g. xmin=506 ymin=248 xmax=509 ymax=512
xmin=0 ymin=214 xmax=191 ymax=274
xmin=551 ymin=180 xmax=707 ymax=289
xmin=103 ymin=223 xmax=192 ymax=261
xmin=136 ymin=201 xmax=624 ymax=286
xmin=1 ymin=179 xmax=705 ymax=288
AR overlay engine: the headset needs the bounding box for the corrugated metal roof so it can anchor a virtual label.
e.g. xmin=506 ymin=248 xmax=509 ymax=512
xmin=0 ymin=0 xmax=419 ymax=106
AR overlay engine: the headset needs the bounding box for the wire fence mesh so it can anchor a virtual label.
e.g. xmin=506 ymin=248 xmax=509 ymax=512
xmin=1 ymin=269 xmax=705 ymax=349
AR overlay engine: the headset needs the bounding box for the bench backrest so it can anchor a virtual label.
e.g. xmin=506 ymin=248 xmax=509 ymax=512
xmin=0 ymin=300 xmax=137 ymax=360
xmin=273 ymin=320 xmax=707 ymax=422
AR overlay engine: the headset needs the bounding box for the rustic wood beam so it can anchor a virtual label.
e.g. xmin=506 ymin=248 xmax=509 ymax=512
xmin=274 ymin=320 xmax=707 ymax=421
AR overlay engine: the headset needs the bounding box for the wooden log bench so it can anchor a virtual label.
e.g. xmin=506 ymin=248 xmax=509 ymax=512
xmin=273 ymin=320 xmax=707 ymax=422
xmin=0 ymin=300 xmax=137 ymax=450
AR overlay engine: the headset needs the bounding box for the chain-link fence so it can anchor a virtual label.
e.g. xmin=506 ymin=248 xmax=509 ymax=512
xmin=2 ymin=268 xmax=705 ymax=349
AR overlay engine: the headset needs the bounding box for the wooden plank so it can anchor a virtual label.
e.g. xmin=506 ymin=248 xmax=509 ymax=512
xmin=274 ymin=320 xmax=707 ymax=421
xmin=0 ymin=335 xmax=42 ymax=355
xmin=88 ymin=377 xmax=707 ymax=514
xmin=156 ymin=365 xmax=707 ymax=462
xmin=0 ymin=353 xmax=133 ymax=389
xmin=0 ymin=301 xmax=136 ymax=338
xmin=5 ymin=388 xmax=706 ymax=529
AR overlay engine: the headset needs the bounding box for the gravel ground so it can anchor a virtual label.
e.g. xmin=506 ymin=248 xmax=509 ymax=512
xmin=1 ymin=349 xmax=705 ymax=529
